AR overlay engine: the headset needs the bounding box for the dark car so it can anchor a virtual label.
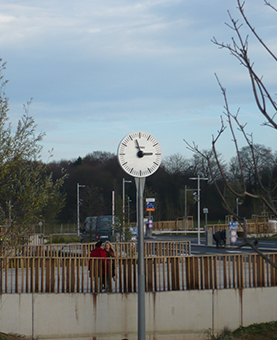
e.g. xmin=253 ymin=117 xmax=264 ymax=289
xmin=80 ymin=215 xmax=115 ymax=243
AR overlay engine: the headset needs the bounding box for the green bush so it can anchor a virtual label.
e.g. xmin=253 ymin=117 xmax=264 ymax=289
xmin=205 ymin=327 xmax=234 ymax=340
xmin=47 ymin=235 xmax=81 ymax=244
xmin=205 ymin=321 xmax=277 ymax=340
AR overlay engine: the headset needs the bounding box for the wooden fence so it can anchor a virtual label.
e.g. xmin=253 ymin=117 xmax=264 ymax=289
xmin=0 ymin=241 xmax=191 ymax=258
xmin=0 ymin=252 xmax=277 ymax=294
xmin=208 ymin=222 xmax=275 ymax=235
xmin=153 ymin=217 xmax=194 ymax=231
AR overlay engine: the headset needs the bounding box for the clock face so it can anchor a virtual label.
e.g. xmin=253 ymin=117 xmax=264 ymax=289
xmin=117 ymin=131 xmax=162 ymax=178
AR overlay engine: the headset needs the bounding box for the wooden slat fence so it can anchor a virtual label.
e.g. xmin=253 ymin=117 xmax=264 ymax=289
xmin=0 ymin=241 xmax=191 ymax=258
xmin=207 ymin=222 xmax=272 ymax=235
xmin=0 ymin=253 xmax=276 ymax=294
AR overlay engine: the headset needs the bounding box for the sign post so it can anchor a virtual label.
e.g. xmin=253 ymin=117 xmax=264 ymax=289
xmin=146 ymin=198 xmax=155 ymax=237
xmin=229 ymin=221 xmax=238 ymax=244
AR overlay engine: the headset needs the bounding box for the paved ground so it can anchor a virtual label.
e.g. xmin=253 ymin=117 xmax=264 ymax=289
xmin=147 ymin=234 xmax=277 ymax=255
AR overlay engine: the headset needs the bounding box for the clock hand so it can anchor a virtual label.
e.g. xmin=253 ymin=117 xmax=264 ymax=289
xmin=135 ymin=139 xmax=145 ymax=149
xmin=137 ymin=151 xmax=153 ymax=158
xmin=135 ymin=139 xmax=141 ymax=150
xmin=135 ymin=140 xmax=148 ymax=158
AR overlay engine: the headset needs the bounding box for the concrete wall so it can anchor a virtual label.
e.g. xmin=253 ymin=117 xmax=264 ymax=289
xmin=0 ymin=288 xmax=277 ymax=340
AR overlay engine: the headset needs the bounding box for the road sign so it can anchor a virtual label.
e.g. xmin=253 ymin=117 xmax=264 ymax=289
xmin=229 ymin=221 xmax=238 ymax=229
xmin=146 ymin=198 xmax=155 ymax=211
xmin=230 ymin=229 xmax=237 ymax=243
xmin=148 ymin=219 xmax=153 ymax=229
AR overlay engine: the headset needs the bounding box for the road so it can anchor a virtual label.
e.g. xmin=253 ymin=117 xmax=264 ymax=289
xmin=145 ymin=234 xmax=277 ymax=255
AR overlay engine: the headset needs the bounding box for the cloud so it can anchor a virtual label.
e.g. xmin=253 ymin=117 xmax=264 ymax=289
xmin=0 ymin=0 xmax=276 ymax=162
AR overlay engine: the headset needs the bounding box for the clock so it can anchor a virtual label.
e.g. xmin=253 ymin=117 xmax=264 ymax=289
xmin=117 ymin=131 xmax=162 ymax=178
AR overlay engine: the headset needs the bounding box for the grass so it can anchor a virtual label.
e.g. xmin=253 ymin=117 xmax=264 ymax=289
xmin=46 ymin=234 xmax=81 ymax=244
xmin=205 ymin=321 xmax=277 ymax=339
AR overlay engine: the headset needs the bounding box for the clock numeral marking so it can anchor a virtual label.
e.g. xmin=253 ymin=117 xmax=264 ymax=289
xmin=148 ymin=168 xmax=151 ymax=173
xmin=129 ymin=135 xmax=133 ymax=141
xmin=122 ymin=142 xmax=127 ymax=147
xmin=122 ymin=161 xmax=128 ymax=166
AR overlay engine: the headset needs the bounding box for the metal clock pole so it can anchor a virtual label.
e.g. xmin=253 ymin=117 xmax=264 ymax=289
xmin=117 ymin=132 xmax=162 ymax=340
xmin=135 ymin=177 xmax=146 ymax=340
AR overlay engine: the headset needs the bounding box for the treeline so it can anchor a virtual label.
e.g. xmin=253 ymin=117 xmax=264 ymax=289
xmin=47 ymin=144 xmax=277 ymax=226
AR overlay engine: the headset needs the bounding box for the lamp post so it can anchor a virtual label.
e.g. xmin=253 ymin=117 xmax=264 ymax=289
xmin=123 ymin=178 xmax=132 ymax=239
xmin=189 ymin=175 xmax=208 ymax=245
xmin=128 ymin=196 xmax=132 ymax=225
xmin=77 ymin=183 xmax=85 ymax=237
xmin=236 ymin=197 xmax=242 ymax=217
xmin=203 ymin=207 xmax=208 ymax=229
xmin=112 ymin=190 xmax=115 ymax=236
xmin=185 ymin=185 xmax=195 ymax=229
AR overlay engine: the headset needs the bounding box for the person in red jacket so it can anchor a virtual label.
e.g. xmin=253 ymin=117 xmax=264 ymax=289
xmin=89 ymin=241 xmax=107 ymax=290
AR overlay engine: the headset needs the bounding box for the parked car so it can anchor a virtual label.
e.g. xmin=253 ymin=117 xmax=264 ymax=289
xmin=80 ymin=215 xmax=116 ymax=243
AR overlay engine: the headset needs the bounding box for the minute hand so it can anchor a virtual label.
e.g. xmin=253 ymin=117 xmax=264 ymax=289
xmin=135 ymin=139 xmax=140 ymax=150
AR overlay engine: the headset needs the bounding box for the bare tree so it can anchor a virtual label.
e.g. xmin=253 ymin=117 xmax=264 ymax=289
xmin=161 ymin=153 xmax=190 ymax=175
xmin=184 ymin=0 xmax=277 ymax=268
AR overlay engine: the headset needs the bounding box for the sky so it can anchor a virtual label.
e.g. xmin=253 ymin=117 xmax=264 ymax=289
xmin=0 ymin=0 xmax=276 ymax=163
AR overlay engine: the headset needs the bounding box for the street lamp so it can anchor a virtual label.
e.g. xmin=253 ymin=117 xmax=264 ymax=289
xmin=122 ymin=178 xmax=132 ymax=239
xmin=203 ymin=207 xmax=208 ymax=229
xmin=77 ymin=183 xmax=85 ymax=237
xmin=185 ymin=185 xmax=195 ymax=229
xmin=189 ymin=175 xmax=208 ymax=245
xmin=127 ymin=196 xmax=132 ymax=225
xmin=236 ymin=197 xmax=242 ymax=217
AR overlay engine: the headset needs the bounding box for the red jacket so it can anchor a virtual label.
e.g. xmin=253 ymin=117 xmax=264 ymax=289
xmin=89 ymin=246 xmax=107 ymax=274
xmin=90 ymin=247 xmax=107 ymax=258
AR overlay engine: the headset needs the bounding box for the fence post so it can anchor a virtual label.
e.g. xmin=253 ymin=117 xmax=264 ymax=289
xmin=170 ymin=257 xmax=180 ymax=290
xmin=145 ymin=258 xmax=153 ymax=291
xmin=186 ymin=257 xmax=191 ymax=290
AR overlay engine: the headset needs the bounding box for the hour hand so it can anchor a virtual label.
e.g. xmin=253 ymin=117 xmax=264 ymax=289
xmin=143 ymin=152 xmax=153 ymax=156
